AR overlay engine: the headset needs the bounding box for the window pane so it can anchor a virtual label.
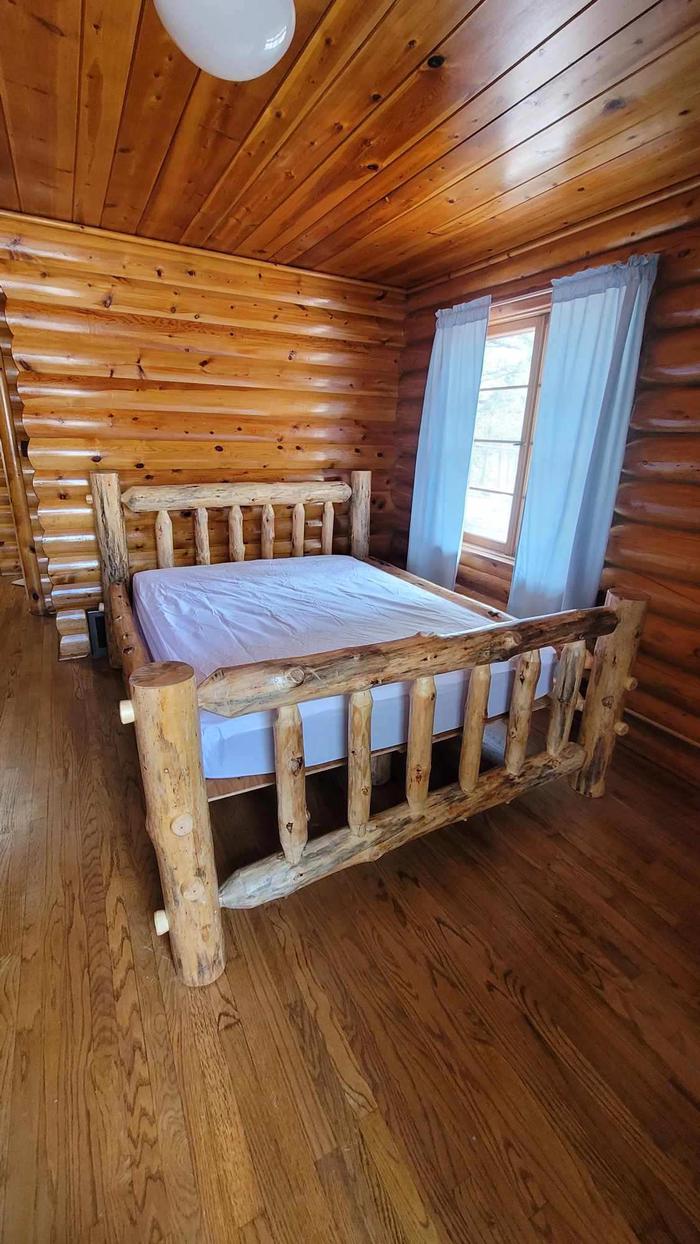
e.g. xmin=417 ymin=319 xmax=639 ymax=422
xmin=464 ymin=488 xmax=512 ymax=543
xmin=468 ymin=442 xmax=519 ymax=493
xmin=474 ymin=387 xmax=528 ymax=441
xmin=480 ymin=328 xmax=535 ymax=387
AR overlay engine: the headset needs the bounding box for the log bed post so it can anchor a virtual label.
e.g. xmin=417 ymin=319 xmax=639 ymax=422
xmin=129 ymin=661 xmax=225 ymax=987
xmin=571 ymin=592 xmax=646 ymax=798
xmin=350 ymin=470 xmax=371 ymax=559
xmin=91 ymin=471 xmax=130 ymax=667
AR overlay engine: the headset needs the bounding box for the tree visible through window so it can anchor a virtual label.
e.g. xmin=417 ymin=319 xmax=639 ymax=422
xmin=463 ymin=314 xmax=547 ymax=557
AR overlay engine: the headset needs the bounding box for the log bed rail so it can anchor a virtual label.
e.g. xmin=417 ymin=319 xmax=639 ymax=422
xmin=91 ymin=470 xmax=645 ymax=988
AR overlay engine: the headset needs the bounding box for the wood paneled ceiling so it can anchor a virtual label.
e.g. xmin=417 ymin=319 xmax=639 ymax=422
xmin=1 ymin=0 xmax=699 ymax=288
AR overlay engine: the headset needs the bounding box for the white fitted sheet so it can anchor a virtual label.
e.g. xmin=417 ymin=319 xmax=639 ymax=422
xmin=133 ymin=555 xmax=556 ymax=779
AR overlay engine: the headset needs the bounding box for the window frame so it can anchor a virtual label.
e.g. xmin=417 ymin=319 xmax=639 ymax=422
xmin=463 ymin=309 xmax=548 ymax=560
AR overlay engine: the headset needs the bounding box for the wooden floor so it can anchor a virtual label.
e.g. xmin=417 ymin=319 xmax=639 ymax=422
xmin=1 ymin=579 xmax=700 ymax=1243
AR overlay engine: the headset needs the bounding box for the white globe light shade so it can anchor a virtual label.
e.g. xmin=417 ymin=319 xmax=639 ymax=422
xmin=154 ymin=0 xmax=296 ymax=81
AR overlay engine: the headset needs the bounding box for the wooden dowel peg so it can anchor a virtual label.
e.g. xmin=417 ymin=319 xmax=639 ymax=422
xmin=119 ymin=698 xmax=135 ymax=724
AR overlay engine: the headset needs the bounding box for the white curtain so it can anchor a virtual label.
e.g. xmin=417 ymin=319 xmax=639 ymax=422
xmin=407 ymin=296 xmax=490 ymax=587
xmin=508 ymin=254 xmax=658 ymax=617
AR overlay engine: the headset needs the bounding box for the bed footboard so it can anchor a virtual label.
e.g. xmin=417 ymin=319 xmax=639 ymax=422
xmin=204 ymin=594 xmax=642 ymax=915
xmin=119 ymin=589 xmax=644 ymax=987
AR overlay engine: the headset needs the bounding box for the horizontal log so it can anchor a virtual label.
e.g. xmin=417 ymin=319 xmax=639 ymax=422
xmin=8 ymin=304 xmax=401 ymax=372
xmin=0 ymin=220 xmax=405 ymax=318
xmin=623 ymin=435 xmax=700 ymax=481
xmin=634 ymin=652 xmax=700 ymax=716
xmin=108 ymin=581 xmax=151 ymax=679
xmin=627 ymin=685 xmax=700 ymax=746
xmin=652 ymin=283 xmax=700 ymax=330
xmin=219 ymin=746 xmax=584 ymax=909
xmin=368 ymin=558 xmax=509 ymax=622
xmin=614 ymin=481 xmax=700 ymax=530
xmin=121 ymin=480 xmax=353 ymax=513
xmin=19 ymin=381 xmax=397 ymax=423
xmin=658 ymin=232 xmax=700 ymax=287
xmin=639 ymin=611 xmax=700 ymax=674
xmin=600 ymin=566 xmax=700 ymax=626
xmin=197 ymin=606 xmax=617 ymax=718
xmin=640 ymin=328 xmax=700 ymax=385
xmin=0 ymin=265 xmax=404 ymax=345
xmin=30 ymin=438 xmax=393 ymax=474
xmin=606 ymin=523 xmax=700 ymax=584
xmin=631 ymin=388 xmax=700 ymax=434
xmin=620 ymin=716 xmax=700 ymax=786
xmin=13 ymin=345 xmax=398 ymax=397
xmin=456 ymin=563 xmax=511 ymax=606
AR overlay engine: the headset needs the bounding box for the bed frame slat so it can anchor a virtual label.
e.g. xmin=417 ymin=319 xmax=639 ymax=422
xmin=228 ymin=504 xmax=245 ymax=562
xmin=321 ymin=501 xmax=334 ymax=554
xmin=274 ymin=704 xmax=308 ymax=864
xmin=458 ymin=664 xmax=491 ymax=793
xmin=348 ymin=689 xmax=373 ymax=833
xmin=406 ymin=676 xmax=436 ymax=813
xmin=155 ymin=509 xmax=174 ymax=568
xmin=261 ymin=504 xmax=275 ymax=558
xmin=291 ymin=503 xmax=305 ymax=557
xmin=194 ymin=508 xmax=211 ymax=565
xmin=350 ymin=470 xmax=371 ymax=559
xmin=505 ymin=650 xmax=542 ymax=775
xmin=547 ymin=640 xmax=587 ymax=756
xmin=122 ymin=481 xmax=352 ymax=513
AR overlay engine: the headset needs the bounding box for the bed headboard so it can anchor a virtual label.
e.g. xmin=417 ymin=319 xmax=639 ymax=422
xmin=90 ymin=470 xmax=371 ymax=604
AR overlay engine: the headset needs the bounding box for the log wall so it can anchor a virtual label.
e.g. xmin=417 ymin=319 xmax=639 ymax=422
xmin=0 ymin=213 xmax=404 ymax=655
xmin=603 ymin=229 xmax=700 ymax=752
xmin=396 ymin=199 xmax=700 ymax=775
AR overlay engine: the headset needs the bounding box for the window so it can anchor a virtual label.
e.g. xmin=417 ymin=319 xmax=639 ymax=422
xmin=463 ymin=311 xmax=548 ymax=558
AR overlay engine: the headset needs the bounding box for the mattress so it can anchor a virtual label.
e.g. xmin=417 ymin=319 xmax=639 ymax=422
xmin=133 ymin=555 xmax=556 ymax=779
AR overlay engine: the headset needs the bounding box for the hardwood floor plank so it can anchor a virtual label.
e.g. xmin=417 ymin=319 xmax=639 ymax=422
xmin=0 ymin=578 xmax=699 ymax=1240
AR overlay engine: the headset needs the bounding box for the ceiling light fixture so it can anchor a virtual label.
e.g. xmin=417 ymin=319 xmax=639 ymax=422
xmin=154 ymin=0 xmax=296 ymax=81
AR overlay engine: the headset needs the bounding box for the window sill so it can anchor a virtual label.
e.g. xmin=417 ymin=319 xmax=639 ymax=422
xmin=461 ymin=539 xmax=514 ymax=566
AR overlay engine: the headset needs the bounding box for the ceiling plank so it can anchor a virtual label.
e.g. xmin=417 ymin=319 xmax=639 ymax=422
xmin=386 ymin=124 xmax=700 ymax=285
xmin=138 ymin=0 xmax=333 ymax=244
xmin=74 ymin=0 xmax=144 ymax=225
xmin=323 ymin=31 xmax=700 ymax=278
xmin=0 ymin=0 xmax=699 ymax=288
xmin=0 ymin=0 xmax=81 ymax=218
xmin=0 ymin=96 xmax=19 ymax=212
xmin=100 ymin=0 xmax=198 ymax=234
xmin=180 ymin=0 xmax=401 ymax=248
xmin=248 ymin=0 xmax=596 ymax=262
xmin=206 ymin=0 xmax=480 ymax=255
xmin=285 ymin=0 xmax=696 ymax=268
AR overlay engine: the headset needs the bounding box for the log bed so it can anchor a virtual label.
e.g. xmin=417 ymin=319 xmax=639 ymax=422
xmin=91 ymin=469 xmax=645 ymax=988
